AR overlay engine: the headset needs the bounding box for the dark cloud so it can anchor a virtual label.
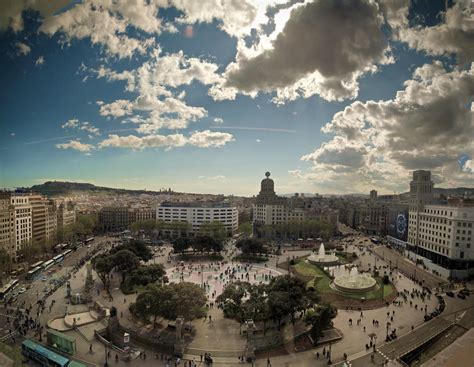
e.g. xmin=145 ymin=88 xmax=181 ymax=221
xmin=225 ymin=0 xmax=389 ymax=95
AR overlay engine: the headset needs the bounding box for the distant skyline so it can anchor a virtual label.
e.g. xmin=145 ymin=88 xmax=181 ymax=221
xmin=1 ymin=0 xmax=473 ymax=196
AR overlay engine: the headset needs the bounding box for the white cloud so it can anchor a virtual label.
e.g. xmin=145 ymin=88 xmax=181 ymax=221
xmin=61 ymin=119 xmax=100 ymax=136
xmin=398 ymin=2 xmax=474 ymax=64
xmin=188 ymin=130 xmax=235 ymax=148
xmin=56 ymin=140 xmax=93 ymax=152
xmin=99 ymin=100 xmax=134 ymax=118
xmin=213 ymin=117 xmax=224 ymax=124
xmin=198 ymin=175 xmax=226 ymax=180
xmin=35 ymin=56 xmax=45 ymax=67
xmin=98 ymin=130 xmax=234 ymax=150
xmin=38 ymin=1 xmax=158 ymax=59
xmin=220 ymin=0 xmax=393 ymax=102
xmin=0 ymin=0 xmax=69 ymax=32
xmin=462 ymin=160 xmax=473 ymax=174
xmin=296 ymin=62 xmax=474 ymax=192
xmin=15 ymin=42 xmax=31 ymax=55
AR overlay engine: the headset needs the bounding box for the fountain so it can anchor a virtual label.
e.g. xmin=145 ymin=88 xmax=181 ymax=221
xmin=307 ymin=243 xmax=339 ymax=266
xmin=333 ymin=267 xmax=377 ymax=294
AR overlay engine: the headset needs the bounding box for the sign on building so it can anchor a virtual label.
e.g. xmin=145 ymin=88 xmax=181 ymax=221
xmin=46 ymin=329 xmax=76 ymax=355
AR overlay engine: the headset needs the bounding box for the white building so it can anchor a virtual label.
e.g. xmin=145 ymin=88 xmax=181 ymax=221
xmin=406 ymin=170 xmax=474 ymax=279
xmin=10 ymin=195 xmax=33 ymax=258
xmin=253 ymin=172 xmax=305 ymax=226
xmin=0 ymin=193 xmax=15 ymax=262
xmin=156 ymin=202 xmax=238 ymax=237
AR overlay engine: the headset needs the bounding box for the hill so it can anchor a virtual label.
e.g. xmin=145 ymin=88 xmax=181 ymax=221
xmin=27 ymin=181 xmax=173 ymax=196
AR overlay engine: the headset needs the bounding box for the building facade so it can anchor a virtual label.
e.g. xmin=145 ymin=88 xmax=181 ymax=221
xmin=406 ymin=170 xmax=474 ymax=279
xmin=28 ymin=194 xmax=48 ymax=246
xmin=156 ymin=202 xmax=238 ymax=237
xmin=10 ymin=194 xmax=33 ymax=259
xmin=98 ymin=207 xmax=130 ymax=232
xmin=98 ymin=207 xmax=157 ymax=232
xmin=45 ymin=201 xmax=58 ymax=243
xmin=0 ymin=193 xmax=15 ymax=262
xmin=57 ymin=202 xmax=76 ymax=231
xmin=252 ymin=172 xmax=337 ymax=239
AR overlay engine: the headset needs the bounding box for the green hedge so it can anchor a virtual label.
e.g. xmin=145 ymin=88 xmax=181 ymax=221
xmin=233 ymin=254 xmax=269 ymax=263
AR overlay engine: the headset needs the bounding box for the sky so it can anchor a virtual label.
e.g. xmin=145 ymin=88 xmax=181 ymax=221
xmin=0 ymin=0 xmax=473 ymax=196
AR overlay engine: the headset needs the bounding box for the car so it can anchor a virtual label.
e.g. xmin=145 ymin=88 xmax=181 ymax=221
xmin=446 ymin=291 xmax=455 ymax=297
xmin=457 ymin=293 xmax=466 ymax=300
xmin=18 ymin=287 xmax=26 ymax=294
xmin=41 ymin=277 xmax=47 ymax=282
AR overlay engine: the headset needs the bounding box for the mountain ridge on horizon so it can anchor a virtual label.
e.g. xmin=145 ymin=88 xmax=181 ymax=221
xmin=13 ymin=180 xmax=474 ymax=199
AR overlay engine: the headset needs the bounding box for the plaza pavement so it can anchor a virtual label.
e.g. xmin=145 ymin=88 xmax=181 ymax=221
xmin=5 ymin=233 xmax=471 ymax=367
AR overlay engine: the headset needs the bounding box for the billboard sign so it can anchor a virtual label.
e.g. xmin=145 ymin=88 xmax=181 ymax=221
xmin=46 ymin=329 xmax=76 ymax=355
xmin=388 ymin=205 xmax=408 ymax=242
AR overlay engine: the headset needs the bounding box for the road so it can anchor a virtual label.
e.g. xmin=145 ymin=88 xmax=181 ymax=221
xmin=0 ymin=235 xmax=114 ymax=342
xmin=372 ymin=246 xmax=445 ymax=289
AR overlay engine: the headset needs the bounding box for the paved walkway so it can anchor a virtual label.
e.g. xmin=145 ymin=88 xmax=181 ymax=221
xmin=16 ymin=234 xmax=465 ymax=367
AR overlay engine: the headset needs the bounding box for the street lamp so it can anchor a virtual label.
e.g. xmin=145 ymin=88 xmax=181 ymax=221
xmin=328 ymin=342 xmax=332 ymax=364
xmin=104 ymin=343 xmax=109 ymax=367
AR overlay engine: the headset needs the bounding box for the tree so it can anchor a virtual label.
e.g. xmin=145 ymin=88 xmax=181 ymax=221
xmin=191 ymin=235 xmax=223 ymax=254
xmin=17 ymin=241 xmax=42 ymax=262
xmin=129 ymin=219 xmax=157 ymax=237
xmin=236 ymin=238 xmax=267 ymax=256
xmin=0 ymin=249 xmax=12 ymax=284
xmin=267 ymin=275 xmax=318 ymax=324
xmin=199 ymin=221 xmax=227 ymax=242
xmin=123 ymin=264 xmax=167 ymax=293
xmin=112 ymin=250 xmax=140 ymax=284
xmin=305 ymin=304 xmax=337 ymax=344
xmin=172 ymin=237 xmax=191 ymax=255
xmin=238 ymin=222 xmax=253 ymax=237
xmin=130 ymin=282 xmax=207 ymax=325
xmin=216 ymin=282 xmax=251 ymax=324
xmin=110 ymin=239 xmax=152 ymax=262
xmin=92 ymin=254 xmax=115 ymax=291
xmin=267 ymin=290 xmax=291 ymax=330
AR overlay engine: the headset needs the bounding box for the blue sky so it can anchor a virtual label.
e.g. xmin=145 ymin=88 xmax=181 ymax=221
xmin=0 ymin=0 xmax=473 ymax=195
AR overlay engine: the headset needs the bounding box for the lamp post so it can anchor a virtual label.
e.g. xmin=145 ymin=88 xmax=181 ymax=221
xmin=328 ymin=342 xmax=332 ymax=364
xmin=104 ymin=343 xmax=109 ymax=367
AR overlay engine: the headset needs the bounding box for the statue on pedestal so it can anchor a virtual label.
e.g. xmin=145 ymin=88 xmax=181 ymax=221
xmin=244 ymin=319 xmax=256 ymax=362
xmin=174 ymin=316 xmax=185 ymax=357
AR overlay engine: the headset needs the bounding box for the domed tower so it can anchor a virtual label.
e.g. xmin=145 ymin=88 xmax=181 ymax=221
xmin=260 ymin=172 xmax=275 ymax=196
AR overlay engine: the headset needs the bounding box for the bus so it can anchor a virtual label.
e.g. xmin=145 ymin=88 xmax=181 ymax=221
xmin=21 ymin=339 xmax=87 ymax=367
xmin=53 ymin=254 xmax=65 ymax=264
xmin=43 ymin=259 xmax=55 ymax=271
xmin=85 ymin=237 xmax=94 ymax=245
xmin=0 ymin=279 xmax=19 ymax=302
xmin=30 ymin=260 xmax=45 ymax=270
xmin=62 ymin=249 xmax=73 ymax=258
xmin=26 ymin=266 xmax=43 ymax=280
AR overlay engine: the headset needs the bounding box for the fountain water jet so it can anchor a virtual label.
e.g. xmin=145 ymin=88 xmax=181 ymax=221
xmin=307 ymin=243 xmax=339 ymax=266
xmin=333 ymin=266 xmax=377 ymax=294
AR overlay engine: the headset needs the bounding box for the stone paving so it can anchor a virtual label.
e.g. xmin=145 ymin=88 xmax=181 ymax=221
xmin=9 ymin=234 xmax=469 ymax=367
xmin=167 ymin=262 xmax=282 ymax=300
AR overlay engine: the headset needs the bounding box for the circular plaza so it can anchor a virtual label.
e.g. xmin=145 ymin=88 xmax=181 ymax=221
xmin=166 ymin=262 xmax=282 ymax=300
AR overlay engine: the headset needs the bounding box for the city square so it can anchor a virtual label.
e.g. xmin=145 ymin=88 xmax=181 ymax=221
xmin=1 ymin=1 xmax=474 ymax=366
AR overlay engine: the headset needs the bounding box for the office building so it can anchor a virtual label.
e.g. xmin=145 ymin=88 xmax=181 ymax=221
xmin=0 ymin=192 xmax=15 ymax=262
xmin=156 ymin=202 xmax=238 ymax=237
xmin=406 ymin=170 xmax=474 ymax=279
xmin=57 ymin=202 xmax=76 ymax=230
xmin=10 ymin=194 xmax=33 ymax=259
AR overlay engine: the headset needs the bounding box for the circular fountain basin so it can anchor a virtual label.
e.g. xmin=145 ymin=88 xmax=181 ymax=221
xmin=307 ymin=253 xmax=340 ymax=266
xmin=333 ymin=273 xmax=377 ymax=293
